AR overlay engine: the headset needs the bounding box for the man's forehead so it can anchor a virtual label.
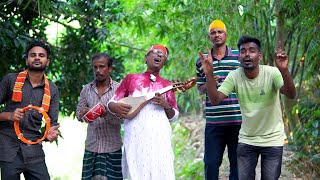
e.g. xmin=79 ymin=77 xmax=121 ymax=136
xmin=240 ymin=42 xmax=258 ymax=49
xmin=210 ymin=27 xmax=225 ymax=32
xmin=28 ymin=46 xmax=47 ymax=53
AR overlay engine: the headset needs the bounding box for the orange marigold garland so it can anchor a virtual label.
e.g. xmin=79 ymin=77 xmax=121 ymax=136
xmin=12 ymin=70 xmax=51 ymax=112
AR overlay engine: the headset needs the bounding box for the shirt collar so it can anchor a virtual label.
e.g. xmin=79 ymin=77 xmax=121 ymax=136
xmin=26 ymin=74 xmax=45 ymax=86
xmin=210 ymin=45 xmax=232 ymax=60
xmin=90 ymin=77 xmax=114 ymax=89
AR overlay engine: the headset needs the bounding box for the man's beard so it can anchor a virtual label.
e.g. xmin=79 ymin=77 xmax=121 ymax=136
xmin=27 ymin=64 xmax=47 ymax=71
xmin=213 ymin=41 xmax=225 ymax=48
xmin=95 ymin=74 xmax=107 ymax=82
xmin=241 ymin=57 xmax=255 ymax=70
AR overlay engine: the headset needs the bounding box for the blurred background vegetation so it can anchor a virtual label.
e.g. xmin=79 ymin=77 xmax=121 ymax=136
xmin=0 ymin=0 xmax=319 ymax=179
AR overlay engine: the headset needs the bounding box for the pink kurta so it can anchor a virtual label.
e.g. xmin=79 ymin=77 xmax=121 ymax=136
xmin=113 ymin=72 xmax=179 ymax=180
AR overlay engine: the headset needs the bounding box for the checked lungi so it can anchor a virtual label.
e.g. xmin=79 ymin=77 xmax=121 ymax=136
xmin=81 ymin=149 xmax=123 ymax=180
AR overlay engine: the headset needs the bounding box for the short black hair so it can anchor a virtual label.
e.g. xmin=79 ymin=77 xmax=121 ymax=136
xmin=237 ymin=35 xmax=261 ymax=52
xmin=91 ymin=53 xmax=113 ymax=67
xmin=25 ymin=40 xmax=51 ymax=58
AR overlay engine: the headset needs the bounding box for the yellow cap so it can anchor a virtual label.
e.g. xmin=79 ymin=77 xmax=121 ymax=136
xmin=208 ymin=20 xmax=227 ymax=33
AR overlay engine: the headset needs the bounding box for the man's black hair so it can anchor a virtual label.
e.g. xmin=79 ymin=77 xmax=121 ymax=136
xmin=25 ymin=40 xmax=51 ymax=58
xmin=91 ymin=53 xmax=113 ymax=67
xmin=237 ymin=35 xmax=261 ymax=52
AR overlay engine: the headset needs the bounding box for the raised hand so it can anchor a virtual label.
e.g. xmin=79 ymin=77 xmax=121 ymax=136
xmin=275 ymin=41 xmax=289 ymax=71
xmin=198 ymin=47 xmax=214 ymax=75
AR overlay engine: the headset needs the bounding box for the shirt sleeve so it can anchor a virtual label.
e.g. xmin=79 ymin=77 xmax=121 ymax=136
xmin=48 ymin=84 xmax=59 ymax=126
xmin=196 ymin=56 xmax=206 ymax=87
xmin=217 ymin=72 xmax=236 ymax=97
xmin=113 ymin=75 xmax=131 ymax=101
xmin=75 ymin=86 xmax=88 ymax=121
xmin=0 ymin=74 xmax=10 ymax=105
xmin=168 ymin=108 xmax=179 ymax=122
xmin=273 ymin=67 xmax=284 ymax=90
xmin=164 ymin=83 xmax=179 ymax=122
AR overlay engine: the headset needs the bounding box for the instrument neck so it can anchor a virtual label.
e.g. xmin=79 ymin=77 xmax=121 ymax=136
xmin=146 ymin=85 xmax=173 ymax=100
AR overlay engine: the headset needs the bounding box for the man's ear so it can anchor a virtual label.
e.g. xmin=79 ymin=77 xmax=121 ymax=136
xmin=259 ymin=52 xmax=263 ymax=61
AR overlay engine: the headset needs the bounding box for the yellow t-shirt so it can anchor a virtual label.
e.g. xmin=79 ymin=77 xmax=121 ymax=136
xmin=218 ymin=65 xmax=285 ymax=146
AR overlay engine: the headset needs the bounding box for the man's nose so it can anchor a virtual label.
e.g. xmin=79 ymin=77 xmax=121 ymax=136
xmin=157 ymin=53 xmax=163 ymax=57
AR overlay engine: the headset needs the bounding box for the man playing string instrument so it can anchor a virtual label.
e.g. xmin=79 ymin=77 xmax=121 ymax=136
xmin=0 ymin=41 xmax=60 ymax=180
xmin=107 ymin=45 xmax=179 ymax=180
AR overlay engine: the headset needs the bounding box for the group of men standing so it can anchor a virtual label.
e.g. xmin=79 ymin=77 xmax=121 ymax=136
xmin=0 ymin=18 xmax=295 ymax=180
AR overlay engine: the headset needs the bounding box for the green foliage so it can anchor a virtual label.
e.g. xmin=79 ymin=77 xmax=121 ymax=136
xmin=0 ymin=0 xmax=126 ymax=116
xmin=287 ymin=73 xmax=320 ymax=178
xmin=290 ymin=102 xmax=320 ymax=156
xmin=287 ymin=152 xmax=320 ymax=178
xmin=172 ymin=117 xmax=205 ymax=179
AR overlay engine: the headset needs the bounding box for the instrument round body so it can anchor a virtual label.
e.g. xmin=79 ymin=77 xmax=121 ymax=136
xmin=118 ymin=96 xmax=149 ymax=119
xmin=14 ymin=105 xmax=51 ymax=145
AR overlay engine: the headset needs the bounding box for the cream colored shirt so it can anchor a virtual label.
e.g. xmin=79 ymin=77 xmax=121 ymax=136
xmin=218 ymin=65 xmax=285 ymax=146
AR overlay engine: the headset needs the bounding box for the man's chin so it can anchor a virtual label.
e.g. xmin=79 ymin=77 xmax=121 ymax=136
xmin=28 ymin=67 xmax=47 ymax=72
xmin=242 ymin=65 xmax=255 ymax=70
xmin=95 ymin=78 xmax=106 ymax=82
xmin=213 ymin=42 xmax=225 ymax=47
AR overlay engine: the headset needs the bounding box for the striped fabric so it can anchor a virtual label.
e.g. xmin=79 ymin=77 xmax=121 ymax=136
xmin=82 ymin=149 xmax=123 ymax=180
xmin=12 ymin=70 xmax=51 ymax=112
xmin=196 ymin=47 xmax=242 ymax=125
